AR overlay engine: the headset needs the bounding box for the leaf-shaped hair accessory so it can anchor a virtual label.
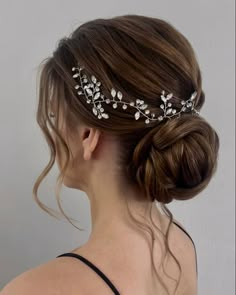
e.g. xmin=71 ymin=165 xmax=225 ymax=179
xmin=72 ymin=64 xmax=200 ymax=124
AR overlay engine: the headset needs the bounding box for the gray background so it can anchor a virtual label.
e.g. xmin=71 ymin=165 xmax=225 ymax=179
xmin=0 ymin=0 xmax=235 ymax=294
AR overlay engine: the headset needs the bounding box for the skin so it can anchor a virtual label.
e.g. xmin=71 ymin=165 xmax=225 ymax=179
xmin=52 ymin=104 xmax=163 ymax=247
xmin=1 ymin=107 xmax=198 ymax=294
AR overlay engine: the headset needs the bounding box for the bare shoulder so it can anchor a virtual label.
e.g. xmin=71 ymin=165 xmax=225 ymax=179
xmin=0 ymin=257 xmax=86 ymax=295
xmin=169 ymin=218 xmax=198 ymax=294
xmin=156 ymin=213 xmax=197 ymax=294
xmin=172 ymin=218 xmax=197 ymax=266
xmin=161 ymin=214 xmax=197 ymax=260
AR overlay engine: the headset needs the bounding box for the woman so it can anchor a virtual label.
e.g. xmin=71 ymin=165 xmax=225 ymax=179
xmin=1 ymin=14 xmax=219 ymax=295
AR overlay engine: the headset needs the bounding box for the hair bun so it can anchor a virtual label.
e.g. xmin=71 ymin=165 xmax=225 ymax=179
xmin=129 ymin=115 xmax=220 ymax=203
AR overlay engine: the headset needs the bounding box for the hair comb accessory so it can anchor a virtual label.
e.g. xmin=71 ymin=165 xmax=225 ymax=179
xmin=72 ymin=64 xmax=200 ymax=124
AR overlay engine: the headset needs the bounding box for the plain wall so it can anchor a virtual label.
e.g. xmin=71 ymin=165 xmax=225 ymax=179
xmin=0 ymin=0 xmax=235 ymax=293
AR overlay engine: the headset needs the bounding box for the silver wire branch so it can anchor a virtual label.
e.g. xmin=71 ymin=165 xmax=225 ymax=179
xmin=72 ymin=64 xmax=200 ymax=124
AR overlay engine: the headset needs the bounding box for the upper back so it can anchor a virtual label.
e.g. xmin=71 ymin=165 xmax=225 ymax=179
xmin=1 ymin=215 xmax=197 ymax=295
xmin=53 ymin=216 xmax=198 ymax=295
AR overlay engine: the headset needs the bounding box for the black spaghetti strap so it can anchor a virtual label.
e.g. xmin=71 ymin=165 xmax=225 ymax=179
xmin=57 ymin=222 xmax=197 ymax=292
xmin=172 ymin=221 xmax=198 ymax=276
xmin=56 ymin=253 xmax=120 ymax=295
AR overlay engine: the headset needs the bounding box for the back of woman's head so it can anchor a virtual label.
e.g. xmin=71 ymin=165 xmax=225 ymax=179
xmin=35 ymin=14 xmax=219 ymax=204
xmin=34 ymin=14 xmax=220 ymax=294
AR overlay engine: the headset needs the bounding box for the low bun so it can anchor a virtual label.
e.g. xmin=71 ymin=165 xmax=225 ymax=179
xmin=129 ymin=114 xmax=220 ymax=204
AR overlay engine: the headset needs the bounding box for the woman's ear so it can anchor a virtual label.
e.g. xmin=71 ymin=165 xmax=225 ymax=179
xmin=81 ymin=127 xmax=101 ymax=161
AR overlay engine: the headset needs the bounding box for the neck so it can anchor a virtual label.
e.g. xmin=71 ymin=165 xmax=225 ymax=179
xmin=86 ymin=177 xmax=160 ymax=245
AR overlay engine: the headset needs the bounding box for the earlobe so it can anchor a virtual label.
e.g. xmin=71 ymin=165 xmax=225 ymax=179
xmin=83 ymin=149 xmax=90 ymax=161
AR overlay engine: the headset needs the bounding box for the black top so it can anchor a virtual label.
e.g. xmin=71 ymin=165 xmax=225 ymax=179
xmin=56 ymin=221 xmax=198 ymax=295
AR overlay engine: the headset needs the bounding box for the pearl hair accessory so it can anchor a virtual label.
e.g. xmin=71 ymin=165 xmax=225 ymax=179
xmin=72 ymin=64 xmax=200 ymax=124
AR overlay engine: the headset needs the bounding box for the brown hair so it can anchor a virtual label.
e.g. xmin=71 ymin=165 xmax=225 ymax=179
xmin=33 ymin=14 xmax=220 ymax=294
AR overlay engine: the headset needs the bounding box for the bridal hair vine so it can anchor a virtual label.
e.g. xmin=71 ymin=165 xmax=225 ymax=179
xmin=71 ymin=64 xmax=200 ymax=124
